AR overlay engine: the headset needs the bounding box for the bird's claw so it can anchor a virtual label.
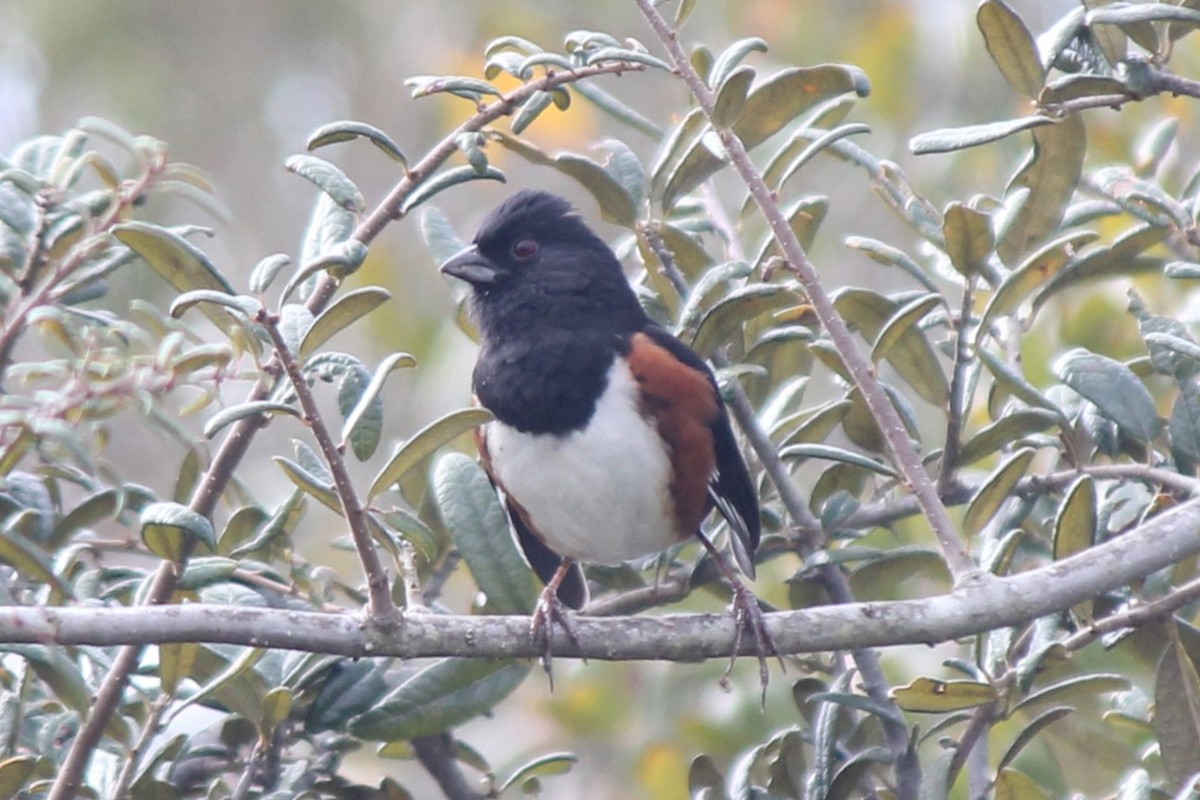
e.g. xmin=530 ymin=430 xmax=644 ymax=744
xmin=726 ymin=580 xmax=783 ymax=705
xmin=530 ymin=585 xmax=583 ymax=691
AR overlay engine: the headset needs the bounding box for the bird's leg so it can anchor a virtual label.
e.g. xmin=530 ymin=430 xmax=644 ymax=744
xmin=531 ymin=558 xmax=583 ymax=690
xmin=695 ymin=531 xmax=781 ymax=702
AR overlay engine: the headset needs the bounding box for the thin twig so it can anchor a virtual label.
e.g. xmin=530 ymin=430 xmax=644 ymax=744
xmin=258 ymin=306 xmax=399 ymax=622
xmin=940 ymin=281 xmax=974 ymax=491
xmin=633 ymin=0 xmax=975 ymax=583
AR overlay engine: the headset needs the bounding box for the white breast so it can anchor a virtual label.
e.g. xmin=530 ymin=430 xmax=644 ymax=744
xmin=485 ymin=360 xmax=679 ymax=565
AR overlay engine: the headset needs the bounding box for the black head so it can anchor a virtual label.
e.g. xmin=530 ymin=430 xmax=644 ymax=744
xmin=440 ymin=190 xmax=644 ymax=337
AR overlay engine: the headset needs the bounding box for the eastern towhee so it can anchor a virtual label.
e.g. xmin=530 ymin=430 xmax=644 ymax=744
xmin=440 ymin=189 xmax=776 ymax=686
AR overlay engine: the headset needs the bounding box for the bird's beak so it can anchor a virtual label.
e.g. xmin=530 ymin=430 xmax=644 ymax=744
xmin=440 ymin=245 xmax=500 ymax=286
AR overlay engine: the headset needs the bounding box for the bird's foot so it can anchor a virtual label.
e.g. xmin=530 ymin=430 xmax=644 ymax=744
xmin=723 ymin=579 xmax=782 ymax=704
xmin=530 ymin=583 xmax=583 ymax=691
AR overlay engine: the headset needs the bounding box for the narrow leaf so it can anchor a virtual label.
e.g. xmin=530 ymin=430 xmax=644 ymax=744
xmin=368 ymin=408 xmax=493 ymax=500
xmin=285 ymin=154 xmax=365 ymax=212
xmin=306 ymin=120 xmax=407 ymax=165
xmin=1053 ymin=475 xmax=1095 ymax=561
xmin=978 ymin=0 xmax=1046 ymax=98
xmin=963 ymin=447 xmax=1035 ymax=538
xmin=341 ymin=352 xmax=418 ymax=461
xmin=891 ymin=677 xmax=997 ymax=712
xmin=1054 ymin=349 xmax=1161 ymax=443
xmin=299 ymin=287 xmax=391 ymax=359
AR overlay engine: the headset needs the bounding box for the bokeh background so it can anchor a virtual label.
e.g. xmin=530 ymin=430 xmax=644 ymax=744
xmin=4 ymin=1 xmax=1198 ymax=796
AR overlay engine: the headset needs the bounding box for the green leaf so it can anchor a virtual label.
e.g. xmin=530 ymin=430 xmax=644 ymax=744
xmin=977 ymin=0 xmax=1046 ymax=98
xmin=1054 ymin=475 xmax=1096 ymax=561
xmin=598 ymin=138 xmax=646 ymax=209
xmin=583 ymin=46 xmax=673 ymax=72
xmin=691 ymin=284 xmax=799 ymax=357
xmin=348 ymin=658 xmax=530 ymax=740
xmin=401 ymin=166 xmax=505 ymax=214
xmin=1154 ymin=630 xmax=1200 ymax=787
xmin=407 ymin=74 xmax=500 ymax=101
xmin=943 ymin=202 xmax=994 ymax=276
xmin=849 ymin=549 xmax=952 ymax=601
xmin=306 ymin=659 xmax=392 ymax=732
xmin=978 ymin=231 xmax=1099 ymax=338
xmin=159 ymin=641 xmax=199 ymax=698
xmin=498 ymin=752 xmax=579 ymax=793
xmin=0 ymin=530 xmax=68 ymax=595
xmin=285 ymin=154 xmax=365 ymax=212
xmin=113 ymin=222 xmax=235 ymax=301
xmin=274 ymin=456 xmax=341 ymax=513
xmin=1171 ymin=379 xmax=1200 ymax=472
xmin=278 ymin=303 xmax=314 ymax=356
xmin=168 ymin=289 xmax=258 ymax=321
xmin=958 ymin=409 xmax=1060 ymax=465
xmin=963 ymin=447 xmax=1036 ymax=538
xmin=2 ymin=645 xmax=92 ymax=714
xmin=778 ymin=443 xmax=896 ymax=477
xmin=0 ymin=756 xmax=36 ymax=799
xmin=1054 ymin=349 xmax=1160 ymax=443
xmin=301 ymin=192 xmax=355 ymax=266
xmin=341 ymin=352 xmax=418 ymax=461
xmin=712 ymin=65 xmax=755 ymax=128
xmin=998 ymin=114 xmax=1086 ymax=266
xmin=994 ymin=768 xmax=1052 ymax=800
xmin=306 ymin=120 xmax=407 ymax=165
xmin=996 ymin=706 xmax=1074 ymax=773
xmin=168 ymin=646 xmax=267 ymax=725
xmin=552 ymin=153 xmax=637 ymax=228
xmin=891 ymin=677 xmax=997 ymax=712
xmin=377 ymin=508 xmax=441 ymax=563
xmin=433 ymin=453 xmax=537 ymax=613
xmin=708 ymin=36 xmax=768 ymax=87
xmin=368 ymin=408 xmax=493 ymax=500
xmin=511 ymin=91 xmax=556 ymax=135
xmin=299 ymin=287 xmax=391 ymax=359
xmin=910 ymin=116 xmax=1058 ymax=155
xmin=49 ymin=487 xmax=119 ymax=548
xmin=1033 ymin=224 xmax=1167 ymax=314
xmin=1012 ymin=673 xmax=1131 ymax=716
xmin=845 ymin=236 xmax=938 ymax=293
xmin=140 ymin=501 xmax=216 ymax=559
xmin=735 ymin=64 xmax=870 ymax=149
xmin=203 ymin=401 xmax=300 ymax=439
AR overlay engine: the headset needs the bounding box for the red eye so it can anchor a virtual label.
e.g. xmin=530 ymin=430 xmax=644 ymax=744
xmin=511 ymin=238 xmax=539 ymax=259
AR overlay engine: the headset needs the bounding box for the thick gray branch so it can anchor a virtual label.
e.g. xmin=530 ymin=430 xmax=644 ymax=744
xmin=9 ymin=498 xmax=1200 ymax=659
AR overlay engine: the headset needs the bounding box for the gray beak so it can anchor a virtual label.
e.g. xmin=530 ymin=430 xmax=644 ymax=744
xmin=440 ymin=245 xmax=500 ymax=286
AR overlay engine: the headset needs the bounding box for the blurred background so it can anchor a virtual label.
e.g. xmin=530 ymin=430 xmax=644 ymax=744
xmin=3 ymin=1 xmax=1197 ymax=796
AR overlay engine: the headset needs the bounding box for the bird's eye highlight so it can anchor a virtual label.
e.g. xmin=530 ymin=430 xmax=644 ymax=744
xmin=511 ymin=238 xmax=539 ymax=260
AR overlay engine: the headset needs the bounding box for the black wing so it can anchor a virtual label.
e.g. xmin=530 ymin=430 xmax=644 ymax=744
xmin=639 ymin=324 xmax=761 ymax=577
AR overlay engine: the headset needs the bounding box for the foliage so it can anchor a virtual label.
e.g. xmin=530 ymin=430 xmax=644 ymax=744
xmin=3 ymin=1 xmax=1200 ymax=799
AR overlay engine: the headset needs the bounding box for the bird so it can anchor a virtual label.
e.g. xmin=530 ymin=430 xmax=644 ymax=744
xmin=440 ymin=189 xmax=775 ymax=686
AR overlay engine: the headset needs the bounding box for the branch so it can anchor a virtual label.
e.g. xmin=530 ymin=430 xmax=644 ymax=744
xmin=9 ymin=497 xmax=1200 ymax=658
xmin=258 ymin=306 xmax=399 ymax=622
xmin=632 ymin=0 xmax=975 ymax=582
xmin=412 ymin=734 xmax=487 ymax=800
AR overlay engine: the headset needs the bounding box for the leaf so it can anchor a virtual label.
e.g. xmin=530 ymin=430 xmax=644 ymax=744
xmin=400 ymin=166 xmax=505 ymax=214
xmin=301 ymin=192 xmax=355 ymax=266
xmin=1054 ymin=348 xmax=1160 ymax=443
xmin=498 ymin=752 xmax=579 ymax=793
xmin=1154 ymin=629 xmax=1200 ymax=788
xmin=368 ymin=408 xmax=493 ymax=500
xmin=958 ymin=409 xmax=1059 ymax=465
xmin=140 ymin=501 xmax=216 ymax=560
xmin=0 ymin=756 xmax=36 ymax=799
xmin=2 ymin=645 xmax=92 ymax=714
xmin=994 ymin=768 xmax=1052 ymax=800
xmin=845 ymin=236 xmax=938 ymax=293
xmin=997 ymin=706 xmax=1074 ymax=773
xmin=306 ymin=120 xmax=407 ymax=165
xmin=711 ymin=65 xmax=755 ymax=128
xmin=943 ymin=202 xmax=994 ymax=276
xmin=49 ymin=487 xmax=119 ymax=548
xmin=159 ymin=641 xmax=199 ymax=698
xmin=340 ymin=352 xmax=418 ymax=461
xmin=306 ymin=659 xmax=392 ymax=733
xmin=348 ymin=658 xmax=530 ymax=740
xmin=849 ymin=549 xmax=952 ymax=601
xmin=299 ymin=287 xmax=391 ymax=359
xmin=285 ymin=154 xmax=365 ymax=212
xmin=1053 ymin=476 xmax=1095 ymax=561
xmin=891 ymin=677 xmax=997 ymax=712
xmin=203 ymin=401 xmax=300 ymax=439
xmin=735 ymin=64 xmax=870 ymax=149
xmin=1034 ymin=224 xmax=1168 ymax=314
xmin=0 ymin=531 xmax=67 ymax=595
xmin=552 ymin=153 xmax=637 ymax=228
xmin=708 ymin=36 xmax=768 ymax=87
xmin=1171 ymin=379 xmax=1200 ymax=472
xmin=778 ymin=443 xmax=896 ymax=477
xmin=433 ymin=453 xmax=537 ymax=613
xmin=998 ymin=114 xmax=1086 ymax=266
xmin=978 ymin=231 xmax=1099 ymax=337
xmin=1012 ymin=673 xmax=1131 ymax=716
xmin=910 ymin=116 xmax=1058 ymax=155
xmin=112 ymin=222 xmax=235 ymax=301
xmin=963 ymin=448 xmax=1036 ymax=538
xmin=511 ymin=90 xmax=556 ymax=135
xmin=691 ymin=284 xmax=800 ymax=357
xmin=977 ymin=0 xmax=1046 ymax=98
xmin=274 ymin=455 xmax=340 ymax=514
xmin=168 ymin=289 xmax=259 ymax=321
